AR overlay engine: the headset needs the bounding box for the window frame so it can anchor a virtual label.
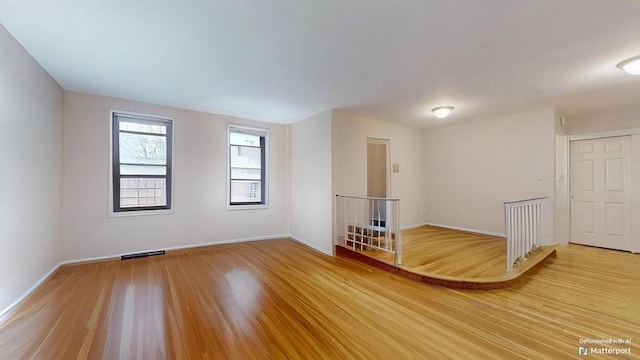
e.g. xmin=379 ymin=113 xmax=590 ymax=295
xmin=227 ymin=125 xmax=269 ymax=210
xmin=109 ymin=110 xmax=174 ymax=216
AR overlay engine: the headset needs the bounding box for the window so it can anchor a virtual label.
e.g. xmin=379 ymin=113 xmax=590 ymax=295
xmin=228 ymin=126 xmax=268 ymax=207
xmin=111 ymin=112 xmax=173 ymax=213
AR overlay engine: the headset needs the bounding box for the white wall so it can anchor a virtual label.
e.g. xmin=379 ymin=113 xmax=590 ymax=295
xmin=422 ymin=109 xmax=556 ymax=235
xmin=0 ymin=25 xmax=63 ymax=313
xmin=332 ymin=110 xmax=425 ymax=227
xmin=568 ymin=103 xmax=640 ymax=134
xmin=289 ymin=111 xmax=333 ymax=254
xmin=62 ymin=92 xmax=289 ymax=261
xmin=554 ymin=110 xmax=570 ymax=245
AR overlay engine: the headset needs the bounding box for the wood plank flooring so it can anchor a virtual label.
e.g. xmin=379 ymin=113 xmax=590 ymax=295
xmin=338 ymin=225 xmax=558 ymax=288
xmin=0 ymin=238 xmax=638 ymax=359
xmin=359 ymin=225 xmax=509 ymax=278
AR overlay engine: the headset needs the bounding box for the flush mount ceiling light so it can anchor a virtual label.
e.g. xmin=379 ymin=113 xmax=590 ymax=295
xmin=617 ymin=55 xmax=640 ymax=75
xmin=432 ymin=106 xmax=454 ymax=119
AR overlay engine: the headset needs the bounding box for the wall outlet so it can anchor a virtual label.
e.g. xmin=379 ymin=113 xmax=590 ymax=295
xmin=420 ymin=208 xmax=425 ymax=215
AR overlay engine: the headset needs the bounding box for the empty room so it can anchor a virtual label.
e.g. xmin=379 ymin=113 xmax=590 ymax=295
xmin=1 ymin=1 xmax=639 ymax=358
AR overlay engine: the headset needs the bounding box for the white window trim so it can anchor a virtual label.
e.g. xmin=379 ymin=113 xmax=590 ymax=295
xmin=108 ymin=110 xmax=175 ymax=217
xmin=226 ymin=124 xmax=270 ymax=210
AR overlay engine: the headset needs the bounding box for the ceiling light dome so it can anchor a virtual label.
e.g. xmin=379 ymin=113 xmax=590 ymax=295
xmin=432 ymin=106 xmax=454 ymax=119
xmin=617 ymin=55 xmax=640 ymax=75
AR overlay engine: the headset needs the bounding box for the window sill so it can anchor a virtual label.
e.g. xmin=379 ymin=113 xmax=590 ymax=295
xmin=109 ymin=208 xmax=174 ymax=218
xmin=226 ymin=204 xmax=269 ymax=211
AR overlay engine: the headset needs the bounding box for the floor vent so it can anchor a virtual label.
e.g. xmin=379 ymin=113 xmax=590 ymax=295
xmin=121 ymin=250 xmax=166 ymax=260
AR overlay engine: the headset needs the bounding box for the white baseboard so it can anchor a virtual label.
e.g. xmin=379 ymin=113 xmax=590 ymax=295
xmin=375 ymin=222 xmax=504 ymax=237
xmin=59 ymin=254 xmax=117 ymax=265
xmin=61 ymin=233 xmax=291 ymax=266
xmin=2 ymin=234 xmax=291 ymax=318
xmin=422 ymin=222 xmax=506 ymax=238
xmin=289 ymin=236 xmax=333 ymax=256
xmin=0 ymin=263 xmax=61 ymax=318
xmin=400 ymin=222 xmax=430 ymax=230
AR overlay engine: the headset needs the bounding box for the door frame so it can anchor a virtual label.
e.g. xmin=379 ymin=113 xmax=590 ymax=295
xmin=366 ymin=137 xmax=391 ymax=198
xmin=366 ymin=138 xmax=392 ymax=229
xmin=565 ymin=127 xmax=640 ymax=253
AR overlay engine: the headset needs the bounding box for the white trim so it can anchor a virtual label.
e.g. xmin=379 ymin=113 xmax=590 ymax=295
xmin=163 ymin=234 xmax=290 ymax=251
xmin=631 ymin=135 xmax=640 ymax=253
xmin=422 ymin=222 xmax=506 ymax=237
xmin=59 ymin=254 xmax=118 ymax=266
xmin=366 ymin=137 xmax=392 ymax=198
xmin=225 ymin=204 xmax=270 ymax=211
xmin=400 ymin=222 xmax=430 ymax=230
xmin=289 ymin=236 xmax=333 ymax=256
xmin=568 ymin=127 xmax=640 ymax=141
xmin=553 ymin=134 xmax=571 ymax=246
xmin=108 ymin=110 xmax=176 ymax=217
xmin=109 ymin=109 xmax=174 ymax=122
xmin=0 ymin=264 xmax=61 ymax=318
xmin=108 ymin=208 xmax=174 ymax=217
xmin=0 ymin=234 xmax=317 ymax=319
xmin=226 ymin=124 xmax=270 ymax=210
xmin=62 ymin=233 xmax=291 ymax=265
xmin=349 ymin=221 xmax=505 ymax=237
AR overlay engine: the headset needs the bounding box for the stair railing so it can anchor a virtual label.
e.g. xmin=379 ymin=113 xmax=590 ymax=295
xmin=335 ymin=195 xmax=402 ymax=265
xmin=504 ymin=197 xmax=552 ymax=271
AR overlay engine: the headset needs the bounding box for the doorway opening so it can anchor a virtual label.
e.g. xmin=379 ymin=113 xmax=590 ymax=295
xmin=367 ymin=138 xmax=390 ymax=227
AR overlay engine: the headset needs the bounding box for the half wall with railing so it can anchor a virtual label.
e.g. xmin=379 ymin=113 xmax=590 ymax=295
xmin=335 ymin=195 xmax=402 ymax=265
xmin=504 ymin=197 xmax=553 ymax=271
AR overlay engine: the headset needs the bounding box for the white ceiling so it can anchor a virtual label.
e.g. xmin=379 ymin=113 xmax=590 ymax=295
xmin=2 ymin=0 xmax=640 ymax=129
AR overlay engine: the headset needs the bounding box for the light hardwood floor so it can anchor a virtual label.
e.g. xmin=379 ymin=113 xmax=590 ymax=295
xmin=352 ymin=225 xmax=509 ymax=278
xmin=0 ymin=238 xmax=638 ymax=359
xmin=340 ymin=225 xmax=558 ymax=289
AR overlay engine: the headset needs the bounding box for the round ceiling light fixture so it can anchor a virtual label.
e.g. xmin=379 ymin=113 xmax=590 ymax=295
xmin=432 ymin=106 xmax=454 ymax=119
xmin=617 ymin=55 xmax=640 ymax=75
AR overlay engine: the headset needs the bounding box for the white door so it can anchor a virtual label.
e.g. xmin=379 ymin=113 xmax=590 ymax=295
xmin=570 ymin=136 xmax=631 ymax=251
